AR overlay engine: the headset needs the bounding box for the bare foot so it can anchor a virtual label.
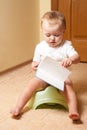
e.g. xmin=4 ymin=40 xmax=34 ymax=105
xmin=10 ymin=107 xmax=21 ymax=117
xmin=69 ymin=113 xmax=80 ymax=121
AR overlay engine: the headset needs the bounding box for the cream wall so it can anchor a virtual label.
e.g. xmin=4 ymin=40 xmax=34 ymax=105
xmin=0 ymin=0 xmax=51 ymax=72
xmin=0 ymin=0 xmax=39 ymax=72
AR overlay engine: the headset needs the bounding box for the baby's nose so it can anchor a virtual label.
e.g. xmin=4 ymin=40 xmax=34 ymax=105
xmin=50 ymin=35 xmax=55 ymax=40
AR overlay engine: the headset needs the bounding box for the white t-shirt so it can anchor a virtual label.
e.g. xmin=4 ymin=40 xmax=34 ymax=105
xmin=33 ymin=40 xmax=78 ymax=62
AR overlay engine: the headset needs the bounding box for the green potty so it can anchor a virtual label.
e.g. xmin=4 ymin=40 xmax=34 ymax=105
xmin=28 ymin=86 xmax=68 ymax=110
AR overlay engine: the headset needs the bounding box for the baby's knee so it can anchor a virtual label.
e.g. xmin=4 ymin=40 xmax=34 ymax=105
xmin=65 ymin=78 xmax=73 ymax=86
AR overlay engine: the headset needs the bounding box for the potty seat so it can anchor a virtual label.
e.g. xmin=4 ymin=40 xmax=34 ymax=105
xmin=28 ymin=86 xmax=68 ymax=110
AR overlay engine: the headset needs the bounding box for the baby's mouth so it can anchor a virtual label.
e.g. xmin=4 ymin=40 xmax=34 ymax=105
xmin=50 ymin=42 xmax=56 ymax=45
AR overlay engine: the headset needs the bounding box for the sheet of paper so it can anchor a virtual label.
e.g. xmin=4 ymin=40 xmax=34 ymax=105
xmin=36 ymin=56 xmax=71 ymax=91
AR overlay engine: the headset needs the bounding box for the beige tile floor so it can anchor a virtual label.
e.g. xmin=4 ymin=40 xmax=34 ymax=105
xmin=0 ymin=62 xmax=87 ymax=130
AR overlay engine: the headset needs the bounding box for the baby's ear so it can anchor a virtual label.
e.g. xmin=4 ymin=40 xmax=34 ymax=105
xmin=40 ymin=27 xmax=42 ymax=31
xmin=63 ymin=28 xmax=66 ymax=33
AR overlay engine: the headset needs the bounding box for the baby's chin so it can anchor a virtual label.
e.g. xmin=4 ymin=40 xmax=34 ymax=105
xmin=49 ymin=43 xmax=61 ymax=47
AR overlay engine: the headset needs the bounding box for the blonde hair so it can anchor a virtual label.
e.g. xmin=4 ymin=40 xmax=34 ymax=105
xmin=41 ymin=11 xmax=66 ymax=30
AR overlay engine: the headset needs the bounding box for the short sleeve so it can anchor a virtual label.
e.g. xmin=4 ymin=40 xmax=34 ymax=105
xmin=66 ymin=41 xmax=78 ymax=57
xmin=33 ymin=44 xmax=41 ymax=62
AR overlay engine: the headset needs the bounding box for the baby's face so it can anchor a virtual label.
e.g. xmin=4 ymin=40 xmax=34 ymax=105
xmin=42 ymin=19 xmax=65 ymax=47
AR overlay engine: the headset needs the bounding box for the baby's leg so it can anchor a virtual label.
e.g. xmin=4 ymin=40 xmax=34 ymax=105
xmin=61 ymin=78 xmax=80 ymax=120
xmin=10 ymin=77 xmax=47 ymax=116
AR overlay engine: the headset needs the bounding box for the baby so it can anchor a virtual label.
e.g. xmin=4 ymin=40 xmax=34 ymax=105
xmin=10 ymin=11 xmax=80 ymax=121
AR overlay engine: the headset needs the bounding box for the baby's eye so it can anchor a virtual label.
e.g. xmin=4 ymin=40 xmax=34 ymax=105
xmin=54 ymin=34 xmax=60 ymax=37
xmin=45 ymin=34 xmax=51 ymax=37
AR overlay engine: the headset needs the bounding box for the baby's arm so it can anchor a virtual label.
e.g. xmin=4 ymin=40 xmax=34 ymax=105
xmin=61 ymin=53 xmax=80 ymax=68
xmin=31 ymin=61 xmax=40 ymax=71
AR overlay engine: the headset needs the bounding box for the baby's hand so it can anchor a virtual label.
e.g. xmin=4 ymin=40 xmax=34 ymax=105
xmin=32 ymin=61 xmax=40 ymax=71
xmin=61 ymin=58 xmax=72 ymax=68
